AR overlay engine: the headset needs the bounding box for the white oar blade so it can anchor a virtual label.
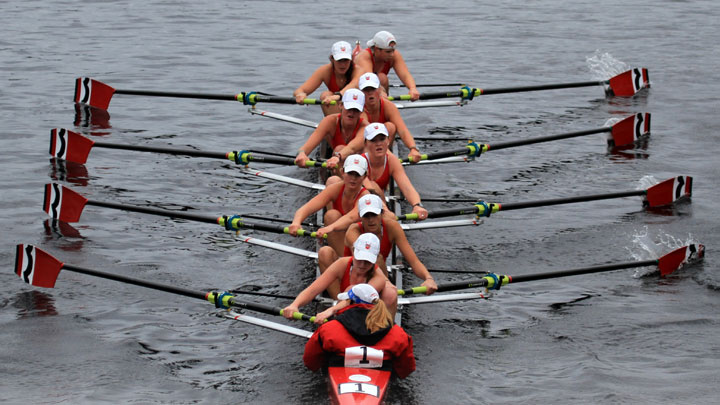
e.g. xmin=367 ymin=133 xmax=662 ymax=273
xmin=15 ymin=244 xmax=63 ymax=288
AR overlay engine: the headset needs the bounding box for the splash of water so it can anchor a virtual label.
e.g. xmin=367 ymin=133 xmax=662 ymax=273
xmin=628 ymin=226 xmax=700 ymax=277
xmin=585 ymin=51 xmax=630 ymax=81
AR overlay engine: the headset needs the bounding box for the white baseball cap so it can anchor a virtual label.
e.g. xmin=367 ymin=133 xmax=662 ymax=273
xmin=342 ymin=88 xmax=365 ymax=111
xmin=331 ymin=41 xmax=352 ymax=61
xmin=337 ymin=283 xmax=380 ymax=304
xmin=343 ymin=154 xmax=368 ymax=176
xmin=367 ymin=31 xmax=396 ymax=49
xmin=358 ymin=193 xmax=383 ymax=217
xmin=353 ymin=232 xmax=380 ymax=263
xmin=358 ymin=72 xmax=380 ymax=90
xmin=364 ymin=122 xmax=389 ymax=140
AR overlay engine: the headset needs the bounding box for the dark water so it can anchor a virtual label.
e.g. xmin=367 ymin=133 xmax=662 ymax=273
xmin=1 ymin=0 xmax=719 ymax=403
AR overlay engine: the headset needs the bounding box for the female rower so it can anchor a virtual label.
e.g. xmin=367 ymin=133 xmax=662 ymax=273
xmin=288 ymin=155 xmax=369 ymax=257
xmin=362 ymin=122 xmax=427 ymax=219
xmin=294 ymin=89 xmax=368 ymax=170
xmin=282 ymin=233 xmax=398 ymax=318
xmin=301 ymin=283 xmax=415 ymax=379
xmin=318 ymin=193 xmax=438 ymax=295
xmin=293 ymin=41 xmax=355 ymax=116
xmin=359 ymin=72 xmax=422 ymax=163
xmin=349 ymin=31 xmax=420 ymax=101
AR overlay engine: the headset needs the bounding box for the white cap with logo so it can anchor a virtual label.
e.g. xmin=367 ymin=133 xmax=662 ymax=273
xmin=337 ymin=283 xmax=380 ymax=304
xmin=353 ymin=232 xmax=380 ymax=263
xmin=358 ymin=193 xmax=383 ymax=217
xmin=367 ymin=31 xmax=396 ymax=49
xmin=343 ymin=154 xmax=368 ymax=176
xmin=331 ymin=41 xmax=352 ymax=61
xmin=342 ymin=88 xmax=365 ymax=111
xmin=358 ymin=72 xmax=380 ymax=90
xmin=364 ymin=122 xmax=389 ymax=140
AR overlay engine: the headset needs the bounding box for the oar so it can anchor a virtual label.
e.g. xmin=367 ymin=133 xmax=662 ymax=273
xmin=398 ymin=176 xmax=693 ymax=221
xmin=401 ymin=113 xmax=650 ymax=163
xmin=389 ymin=82 xmax=468 ymax=88
xmin=13 ymin=244 xmax=318 ymax=324
xmin=387 ymin=68 xmax=650 ymax=101
xmin=398 ymin=243 xmax=704 ymax=296
xmin=74 ymin=77 xmax=336 ymax=110
xmin=42 ymin=183 xmax=325 ymax=238
xmin=49 ymin=128 xmax=326 ymax=167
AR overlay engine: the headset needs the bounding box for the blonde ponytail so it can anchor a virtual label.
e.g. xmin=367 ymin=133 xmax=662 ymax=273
xmin=365 ymin=299 xmax=393 ymax=333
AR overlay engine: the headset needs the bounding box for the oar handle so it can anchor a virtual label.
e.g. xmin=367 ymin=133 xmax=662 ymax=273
xmin=398 ymin=277 xmax=499 ymax=295
xmin=207 ymin=292 xmax=316 ymax=323
xmin=400 ymin=141 xmax=487 ymax=163
xmin=219 ymin=216 xmax=326 ymax=238
xmin=227 ymin=151 xmax=325 ymax=167
xmin=399 ymin=203 xmax=499 ymax=221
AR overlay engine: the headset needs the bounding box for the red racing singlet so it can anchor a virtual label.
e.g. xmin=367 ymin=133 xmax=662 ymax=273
xmin=343 ymin=219 xmax=392 ymax=259
xmin=332 ymin=184 xmax=367 ymax=216
xmin=331 ymin=115 xmax=362 ymax=149
xmin=362 ymin=152 xmax=390 ymax=191
xmin=339 ymin=257 xmax=377 ymax=292
xmin=364 ymin=97 xmax=387 ymax=124
xmin=367 ymin=48 xmax=392 ymax=75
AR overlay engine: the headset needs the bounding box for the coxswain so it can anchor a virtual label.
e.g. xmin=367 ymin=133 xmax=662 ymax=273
xmin=288 ymin=154 xmax=369 ymax=257
xmin=359 ymin=72 xmax=422 ymax=163
xmin=317 ymin=193 xmax=438 ymax=294
xmin=293 ymin=41 xmax=355 ymax=116
xmin=294 ymin=88 xmax=368 ymax=170
xmin=282 ymin=233 xmax=398 ymax=318
xmin=301 ymin=283 xmax=416 ymax=379
xmin=348 ymin=31 xmax=420 ymax=101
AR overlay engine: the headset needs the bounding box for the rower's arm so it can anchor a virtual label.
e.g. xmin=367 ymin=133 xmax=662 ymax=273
xmin=341 ymin=53 xmax=373 ymax=93
xmin=290 ymin=185 xmax=337 ymax=231
xmin=389 ymin=157 xmax=421 ymax=206
xmin=296 ymin=115 xmax=334 ymax=165
xmin=293 ymin=64 xmax=327 ymax=103
xmin=390 ymin=220 xmax=437 ymax=294
xmin=386 ymin=103 xmax=420 ymax=157
xmin=337 ymin=121 xmax=368 ymax=159
xmin=392 ymin=51 xmax=418 ymax=97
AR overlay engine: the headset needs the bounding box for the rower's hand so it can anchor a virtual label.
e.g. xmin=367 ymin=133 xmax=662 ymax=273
xmin=288 ymin=223 xmax=302 ymax=236
xmin=322 ymin=94 xmax=341 ymax=105
xmin=295 ymin=152 xmax=309 ymax=167
xmin=407 ymin=148 xmax=422 ymax=164
xmin=294 ymin=92 xmax=307 ymax=105
xmin=326 ymin=156 xmax=340 ymax=169
xmin=314 ymin=308 xmax=335 ymax=324
xmin=421 ymin=278 xmax=438 ymax=295
xmin=282 ymin=305 xmax=300 ymax=319
xmin=316 ymin=226 xmax=331 ymax=240
xmin=408 ymin=88 xmax=420 ymax=101
xmin=412 ymin=205 xmax=428 ymax=221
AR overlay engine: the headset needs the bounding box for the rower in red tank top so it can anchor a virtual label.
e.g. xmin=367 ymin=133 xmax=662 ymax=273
xmin=293 ymin=40 xmax=354 ymax=116
xmin=361 ymin=151 xmax=390 ymax=191
xmin=343 ymin=218 xmax=392 ymax=259
xmin=331 ymin=114 xmax=363 ymax=150
xmin=332 ymin=182 xmax=367 ymax=216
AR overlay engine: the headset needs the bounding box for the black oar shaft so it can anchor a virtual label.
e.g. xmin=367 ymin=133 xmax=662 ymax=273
xmin=64 ymin=263 xmax=206 ymax=300
xmin=499 ymin=190 xmax=645 ymax=211
xmin=93 ymin=141 xmax=228 ymax=160
xmin=478 ymin=80 xmax=607 ymax=95
xmin=116 ymin=89 xmax=237 ymax=101
xmin=487 ymin=126 xmax=610 ymax=151
xmin=509 ymin=260 xmax=658 ymax=283
xmin=87 ymin=200 xmax=218 ymax=224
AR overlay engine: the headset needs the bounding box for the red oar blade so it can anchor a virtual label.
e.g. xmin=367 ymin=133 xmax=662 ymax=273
xmin=50 ymin=128 xmax=95 ymax=164
xmin=658 ymin=244 xmax=704 ymax=276
xmin=644 ymin=176 xmax=692 ymax=208
xmin=43 ymin=183 xmax=88 ymax=222
xmin=609 ymin=113 xmax=651 ymax=147
xmin=74 ymin=77 xmax=116 ymax=110
xmin=15 ymin=244 xmax=64 ymax=288
xmin=608 ymin=68 xmax=650 ymax=96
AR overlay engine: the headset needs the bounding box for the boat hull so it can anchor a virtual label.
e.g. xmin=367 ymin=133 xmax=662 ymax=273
xmin=328 ymin=366 xmax=391 ymax=405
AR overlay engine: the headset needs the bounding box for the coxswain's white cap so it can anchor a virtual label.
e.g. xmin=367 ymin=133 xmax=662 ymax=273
xmin=364 ymin=122 xmax=389 ymax=140
xmin=331 ymin=41 xmax=353 ymax=61
xmin=358 ymin=72 xmax=380 ymax=90
xmin=337 ymin=283 xmax=380 ymax=304
xmin=342 ymin=89 xmax=365 ymax=111
xmin=358 ymin=193 xmax=383 ymax=217
xmin=343 ymin=154 xmax=368 ymax=176
xmin=353 ymin=232 xmax=380 ymax=263
xmin=367 ymin=31 xmax=396 ymax=49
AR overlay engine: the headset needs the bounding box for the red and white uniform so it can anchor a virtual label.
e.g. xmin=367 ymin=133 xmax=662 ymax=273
xmin=331 ymin=115 xmax=363 ymax=150
xmin=362 ymin=152 xmax=391 ymax=190
xmin=343 ymin=219 xmax=392 ymax=259
xmin=303 ymin=304 xmax=416 ymax=378
xmin=366 ymin=48 xmax=392 ymax=75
